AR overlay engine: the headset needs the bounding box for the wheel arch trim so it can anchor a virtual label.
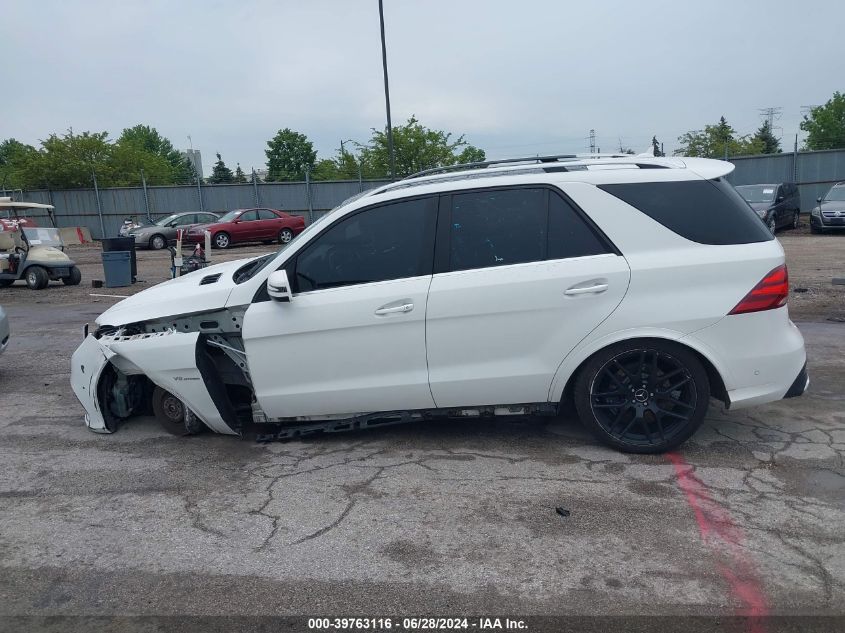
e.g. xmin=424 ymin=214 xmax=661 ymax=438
xmin=548 ymin=328 xmax=732 ymax=407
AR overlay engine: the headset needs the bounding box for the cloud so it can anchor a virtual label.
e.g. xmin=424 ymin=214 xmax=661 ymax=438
xmin=2 ymin=0 xmax=843 ymax=173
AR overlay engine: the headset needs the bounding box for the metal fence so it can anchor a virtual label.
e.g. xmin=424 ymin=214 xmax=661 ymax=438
xmin=4 ymin=149 xmax=845 ymax=237
xmin=729 ymin=148 xmax=845 ymax=212
xmin=1 ymin=179 xmax=391 ymax=239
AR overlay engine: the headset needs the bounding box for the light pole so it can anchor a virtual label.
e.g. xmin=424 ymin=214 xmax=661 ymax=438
xmin=378 ymin=0 xmax=396 ymax=180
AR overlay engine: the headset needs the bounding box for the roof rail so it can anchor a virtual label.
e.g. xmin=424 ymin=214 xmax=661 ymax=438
xmin=404 ymin=153 xmax=634 ymax=180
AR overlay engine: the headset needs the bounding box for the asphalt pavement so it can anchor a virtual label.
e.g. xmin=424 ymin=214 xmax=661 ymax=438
xmin=0 ymin=302 xmax=843 ymax=632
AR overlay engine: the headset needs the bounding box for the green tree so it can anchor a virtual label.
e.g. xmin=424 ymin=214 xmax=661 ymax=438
xmin=209 ymin=153 xmax=234 ymax=183
xmin=456 ymin=145 xmax=486 ymax=164
xmin=0 ymin=138 xmax=36 ymax=189
xmin=651 ymin=136 xmax=664 ymax=157
xmin=16 ymin=130 xmax=113 ymax=189
xmin=675 ymin=116 xmax=763 ymax=158
xmin=359 ymin=116 xmax=485 ymax=178
xmin=311 ymin=158 xmax=342 ymax=181
xmin=800 ymin=91 xmax=845 ymax=150
xmin=751 ymin=120 xmax=781 ymax=154
xmin=118 ymin=124 xmax=195 ymax=182
xmin=109 ymin=141 xmax=178 ymax=186
xmin=265 ymin=128 xmax=317 ymax=181
xmin=233 ymin=163 xmax=247 ymax=183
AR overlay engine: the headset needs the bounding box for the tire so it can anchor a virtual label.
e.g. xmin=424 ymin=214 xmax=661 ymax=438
xmin=767 ymin=215 xmax=777 ymax=234
xmin=573 ymin=340 xmax=710 ymax=454
xmin=152 ymin=386 xmax=202 ymax=436
xmin=213 ymin=232 xmax=230 ymax=249
xmin=62 ymin=265 xmax=82 ymax=286
xmin=149 ymin=234 xmax=167 ymax=250
xmin=810 ymin=224 xmax=823 ymax=234
xmin=791 ymin=211 xmax=800 ymax=230
xmin=278 ymin=228 xmax=294 ymax=244
xmin=24 ymin=266 xmax=49 ymax=290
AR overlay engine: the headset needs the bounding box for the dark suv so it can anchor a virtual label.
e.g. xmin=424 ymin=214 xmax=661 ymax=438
xmin=810 ymin=182 xmax=845 ymax=233
xmin=735 ymin=183 xmax=801 ymax=234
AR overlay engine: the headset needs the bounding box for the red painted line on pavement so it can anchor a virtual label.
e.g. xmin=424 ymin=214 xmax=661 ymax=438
xmin=667 ymin=451 xmax=768 ymax=631
xmin=76 ymin=227 xmax=86 ymax=244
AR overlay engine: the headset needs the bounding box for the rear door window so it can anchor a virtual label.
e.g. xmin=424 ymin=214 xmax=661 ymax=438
xmin=449 ymin=189 xmax=546 ymax=271
xmin=257 ymin=210 xmax=277 ymax=220
xmin=547 ymin=191 xmax=613 ymax=260
xmin=598 ymin=178 xmax=773 ymax=245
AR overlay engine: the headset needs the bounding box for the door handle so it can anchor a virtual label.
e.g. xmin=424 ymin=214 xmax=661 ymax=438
xmin=565 ymin=283 xmax=608 ymax=296
xmin=375 ymin=302 xmax=414 ymax=315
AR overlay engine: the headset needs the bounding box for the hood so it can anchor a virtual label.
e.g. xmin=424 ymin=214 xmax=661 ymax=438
xmin=129 ymin=224 xmax=163 ymax=235
xmin=95 ymin=256 xmax=260 ymax=327
xmin=820 ymin=200 xmax=845 ymax=213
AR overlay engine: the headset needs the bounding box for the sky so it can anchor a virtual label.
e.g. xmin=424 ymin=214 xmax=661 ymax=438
xmin=2 ymin=0 xmax=844 ymax=175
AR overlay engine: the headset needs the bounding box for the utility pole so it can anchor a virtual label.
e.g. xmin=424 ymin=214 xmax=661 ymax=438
xmin=140 ymin=168 xmax=152 ymax=223
xmin=378 ymin=0 xmax=396 ymax=180
xmin=758 ymin=106 xmax=782 ymax=129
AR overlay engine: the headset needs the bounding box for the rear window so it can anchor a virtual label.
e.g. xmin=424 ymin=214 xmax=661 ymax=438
xmin=598 ymin=178 xmax=773 ymax=245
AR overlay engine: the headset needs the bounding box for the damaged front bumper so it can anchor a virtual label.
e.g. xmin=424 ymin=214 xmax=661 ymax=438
xmin=70 ymin=333 xmax=115 ymax=432
xmin=70 ymin=331 xmax=239 ymax=435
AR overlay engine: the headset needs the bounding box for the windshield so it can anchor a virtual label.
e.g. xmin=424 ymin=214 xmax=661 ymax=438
xmin=23 ymin=227 xmax=63 ymax=248
xmin=154 ymin=214 xmax=180 ymax=226
xmin=217 ymin=210 xmax=240 ymax=222
xmin=735 ymin=185 xmax=776 ymax=203
xmin=824 ymin=186 xmax=845 ymax=202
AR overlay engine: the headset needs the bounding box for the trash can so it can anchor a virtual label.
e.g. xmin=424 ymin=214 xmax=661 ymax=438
xmin=101 ymin=251 xmax=132 ymax=288
xmin=102 ymin=237 xmax=137 ymax=282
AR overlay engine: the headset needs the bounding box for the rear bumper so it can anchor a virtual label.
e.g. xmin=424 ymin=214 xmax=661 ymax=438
xmin=783 ymin=363 xmax=810 ymax=399
xmin=683 ymin=306 xmax=806 ymax=410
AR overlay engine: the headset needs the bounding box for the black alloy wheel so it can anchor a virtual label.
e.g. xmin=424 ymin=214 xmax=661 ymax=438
xmin=574 ymin=342 xmax=710 ymax=453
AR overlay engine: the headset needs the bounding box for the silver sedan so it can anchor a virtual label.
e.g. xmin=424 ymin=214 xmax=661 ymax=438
xmin=128 ymin=212 xmax=220 ymax=250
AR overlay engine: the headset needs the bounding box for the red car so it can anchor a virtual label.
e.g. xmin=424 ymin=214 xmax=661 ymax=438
xmin=186 ymin=208 xmax=305 ymax=249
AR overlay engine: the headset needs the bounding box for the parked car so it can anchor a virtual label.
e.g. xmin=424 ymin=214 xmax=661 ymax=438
xmin=735 ymin=183 xmax=801 ymax=233
xmin=127 ymin=212 xmax=221 ymax=249
xmin=71 ymin=155 xmax=807 ymax=454
xmin=0 ymin=304 xmax=8 ymax=355
xmin=185 ymin=208 xmax=305 ymax=249
xmin=810 ymin=182 xmax=845 ymax=233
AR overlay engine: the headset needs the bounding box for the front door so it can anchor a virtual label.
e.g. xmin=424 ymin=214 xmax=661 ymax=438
xmin=425 ymin=187 xmax=631 ymax=407
xmin=234 ymin=210 xmax=261 ymax=241
xmin=242 ymin=196 xmax=438 ymax=418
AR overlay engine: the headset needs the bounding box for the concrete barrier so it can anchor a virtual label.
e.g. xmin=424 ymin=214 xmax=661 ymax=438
xmin=59 ymin=226 xmax=93 ymax=245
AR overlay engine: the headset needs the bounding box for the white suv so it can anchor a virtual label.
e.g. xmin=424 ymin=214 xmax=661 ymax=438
xmin=70 ymin=155 xmax=808 ymax=453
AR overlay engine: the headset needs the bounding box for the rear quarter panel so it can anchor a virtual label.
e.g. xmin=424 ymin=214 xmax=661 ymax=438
xmin=547 ymin=182 xmax=786 ymax=401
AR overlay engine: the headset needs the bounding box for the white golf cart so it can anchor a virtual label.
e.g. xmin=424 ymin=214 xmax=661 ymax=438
xmin=0 ymin=198 xmax=82 ymax=289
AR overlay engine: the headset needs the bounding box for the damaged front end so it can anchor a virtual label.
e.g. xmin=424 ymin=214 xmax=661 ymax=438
xmin=70 ymin=308 xmax=255 ymax=436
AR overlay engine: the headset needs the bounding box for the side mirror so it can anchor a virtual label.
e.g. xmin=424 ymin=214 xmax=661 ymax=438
xmin=267 ymin=269 xmax=292 ymax=302
xmin=817 ymin=197 xmax=823 ymax=204
xmin=777 ymin=195 xmax=784 ymax=202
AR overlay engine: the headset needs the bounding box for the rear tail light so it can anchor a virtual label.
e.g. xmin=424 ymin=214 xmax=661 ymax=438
xmin=729 ymin=264 xmax=789 ymax=315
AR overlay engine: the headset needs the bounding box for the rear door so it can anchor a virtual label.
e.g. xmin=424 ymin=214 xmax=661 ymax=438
xmin=425 ymin=187 xmax=630 ymax=408
xmin=257 ymin=209 xmax=280 ymax=239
